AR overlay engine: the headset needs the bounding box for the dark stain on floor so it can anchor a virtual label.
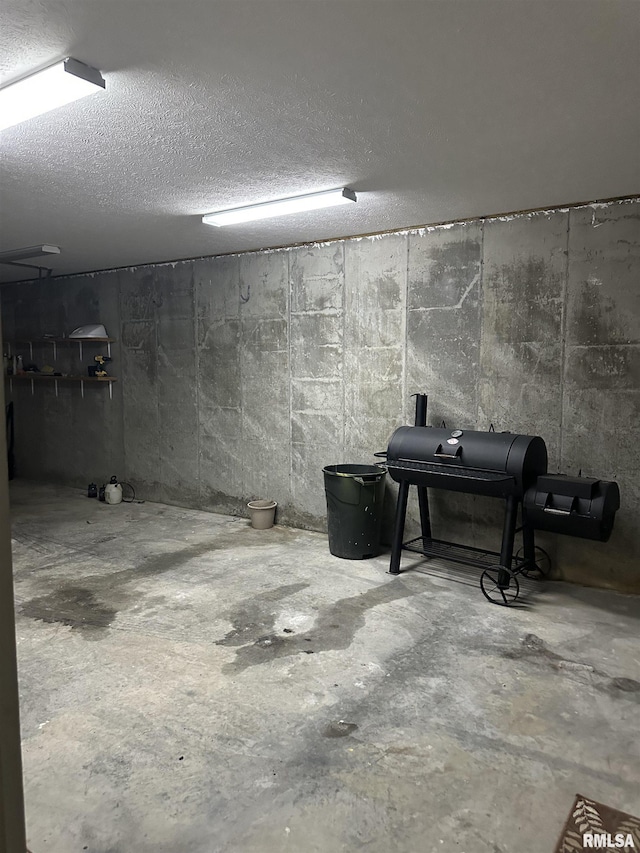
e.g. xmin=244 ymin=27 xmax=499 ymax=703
xmin=254 ymin=635 xmax=286 ymax=650
xmin=20 ymin=586 xmax=116 ymax=636
xmin=323 ymin=720 xmax=358 ymax=738
xmin=117 ymin=530 xmax=293 ymax=585
xmin=221 ymin=578 xmax=420 ymax=674
xmin=609 ymin=677 xmax=640 ymax=692
xmin=215 ymin=582 xmax=310 ymax=648
xmin=19 ymin=530 xmax=302 ymax=637
xmin=505 ymin=633 xmax=640 ymax=701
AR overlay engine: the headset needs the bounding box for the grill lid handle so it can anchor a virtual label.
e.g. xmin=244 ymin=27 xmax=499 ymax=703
xmin=434 ymin=443 xmax=462 ymax=459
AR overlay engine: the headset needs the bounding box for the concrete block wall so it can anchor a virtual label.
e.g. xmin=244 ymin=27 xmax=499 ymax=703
xmin=2 ymin=198 xmax=638 ymax=592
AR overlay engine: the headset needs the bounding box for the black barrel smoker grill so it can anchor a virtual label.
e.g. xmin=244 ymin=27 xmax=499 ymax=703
xmin=379 ymin=395 xmax=620 ymax=605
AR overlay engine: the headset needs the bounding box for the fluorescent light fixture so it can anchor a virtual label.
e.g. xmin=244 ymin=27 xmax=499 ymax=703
xmin=0 ymin=245 xmax=60 ymax=263
xmin=0 ymin=58 xmax=105 ymax=132
xmin=202 ymin=188 xmax=357 ymax=227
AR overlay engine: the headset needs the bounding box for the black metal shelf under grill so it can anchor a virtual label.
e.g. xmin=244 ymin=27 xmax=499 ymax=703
xmin=402 ymin=536 xmax=526 ymax=571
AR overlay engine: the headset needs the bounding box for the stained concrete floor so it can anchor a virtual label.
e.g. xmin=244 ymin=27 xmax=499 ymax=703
xmin=9 ymin=481 xmax=640 ymax=853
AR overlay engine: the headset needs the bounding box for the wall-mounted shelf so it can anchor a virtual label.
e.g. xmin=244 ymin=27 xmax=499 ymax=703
xmin=10 ymin=374 xmax=117 ymax=382
xmin=7 ymin=374 xmax=117 ymax=398
xmin=4 ymin=335 xmax=118 ymax=399
xmin=43 ymin=337 xmax=114 ymax=342
xmin=6 ymin=336 xmax=115 ymax=360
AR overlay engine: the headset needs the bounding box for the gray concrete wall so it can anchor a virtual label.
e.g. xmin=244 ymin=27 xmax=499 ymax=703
xmin=2 ymin=198 xmax=638 ymax=592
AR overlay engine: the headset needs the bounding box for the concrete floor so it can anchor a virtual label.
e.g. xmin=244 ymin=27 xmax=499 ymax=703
xmin=10 ymin=481 xmax=640 ymax=853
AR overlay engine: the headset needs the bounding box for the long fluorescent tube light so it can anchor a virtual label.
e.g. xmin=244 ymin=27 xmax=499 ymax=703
xmin=0 ymin=245 xmax=60 ymax=263
xmin=0 ymin=58 xmax=105 ymax=132
xmin=202 ymin=188 xmax=357 ymax=227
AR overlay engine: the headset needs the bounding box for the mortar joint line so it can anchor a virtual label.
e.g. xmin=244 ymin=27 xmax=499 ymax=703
xmin=477 ymin=220 xmax=485 ymax=431
xmin=238 ymin=260 xmax=246 ymax=496
xmin=288 ymin=251 xmax=293 ymax=499
xmin=192 ymin=267 xmax=200 ymax=495
xmin=341 ymin=242 xmax=346 ymax=461
xmin=403 ymin=234 xmax=410 ymax=426
xmin=559 ymin=211 xmax=571 ymax=471
xmin=155 ymin=278 xmax=161 ymax=491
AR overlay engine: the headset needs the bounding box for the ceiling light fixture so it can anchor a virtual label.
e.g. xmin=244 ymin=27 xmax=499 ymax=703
xmin=0 ymin=58 xmax=105 ymax=132
xmin=202 ymin=188 xmax=357 ymax=227
xmin=0 ymin=245 xmax=61 ymax=264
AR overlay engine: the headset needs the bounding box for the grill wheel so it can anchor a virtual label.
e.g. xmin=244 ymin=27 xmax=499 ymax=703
xmin=515 ymin=545 xmax=551 ymax=579
xmin=480 ymin=567 xmax=520 ymax=606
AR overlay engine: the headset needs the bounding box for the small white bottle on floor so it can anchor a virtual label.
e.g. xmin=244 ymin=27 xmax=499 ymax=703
xmin=105 ymin=476 xmax=123 ymax=505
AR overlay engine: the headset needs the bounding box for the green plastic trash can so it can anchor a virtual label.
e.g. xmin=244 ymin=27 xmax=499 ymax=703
xmin=323 ymin=464 xmax=387 ymax=559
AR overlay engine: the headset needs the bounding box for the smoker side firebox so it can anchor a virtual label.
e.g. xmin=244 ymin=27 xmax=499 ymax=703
xmin=524 ymin=474 xmax=620 ymax=542
xmin=380 ymin=395 xmax=620 ymax=606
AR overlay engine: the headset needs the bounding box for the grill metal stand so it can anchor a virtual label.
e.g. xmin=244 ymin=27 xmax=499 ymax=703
xmin=389 ymin=481 xmax=543 ymax=605
xmin=387 ymin=396 xmax=547 ymax=606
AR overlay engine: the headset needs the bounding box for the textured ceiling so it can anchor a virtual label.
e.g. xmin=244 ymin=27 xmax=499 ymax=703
xmin=0 ymin=0 xmax=639 ymax=283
